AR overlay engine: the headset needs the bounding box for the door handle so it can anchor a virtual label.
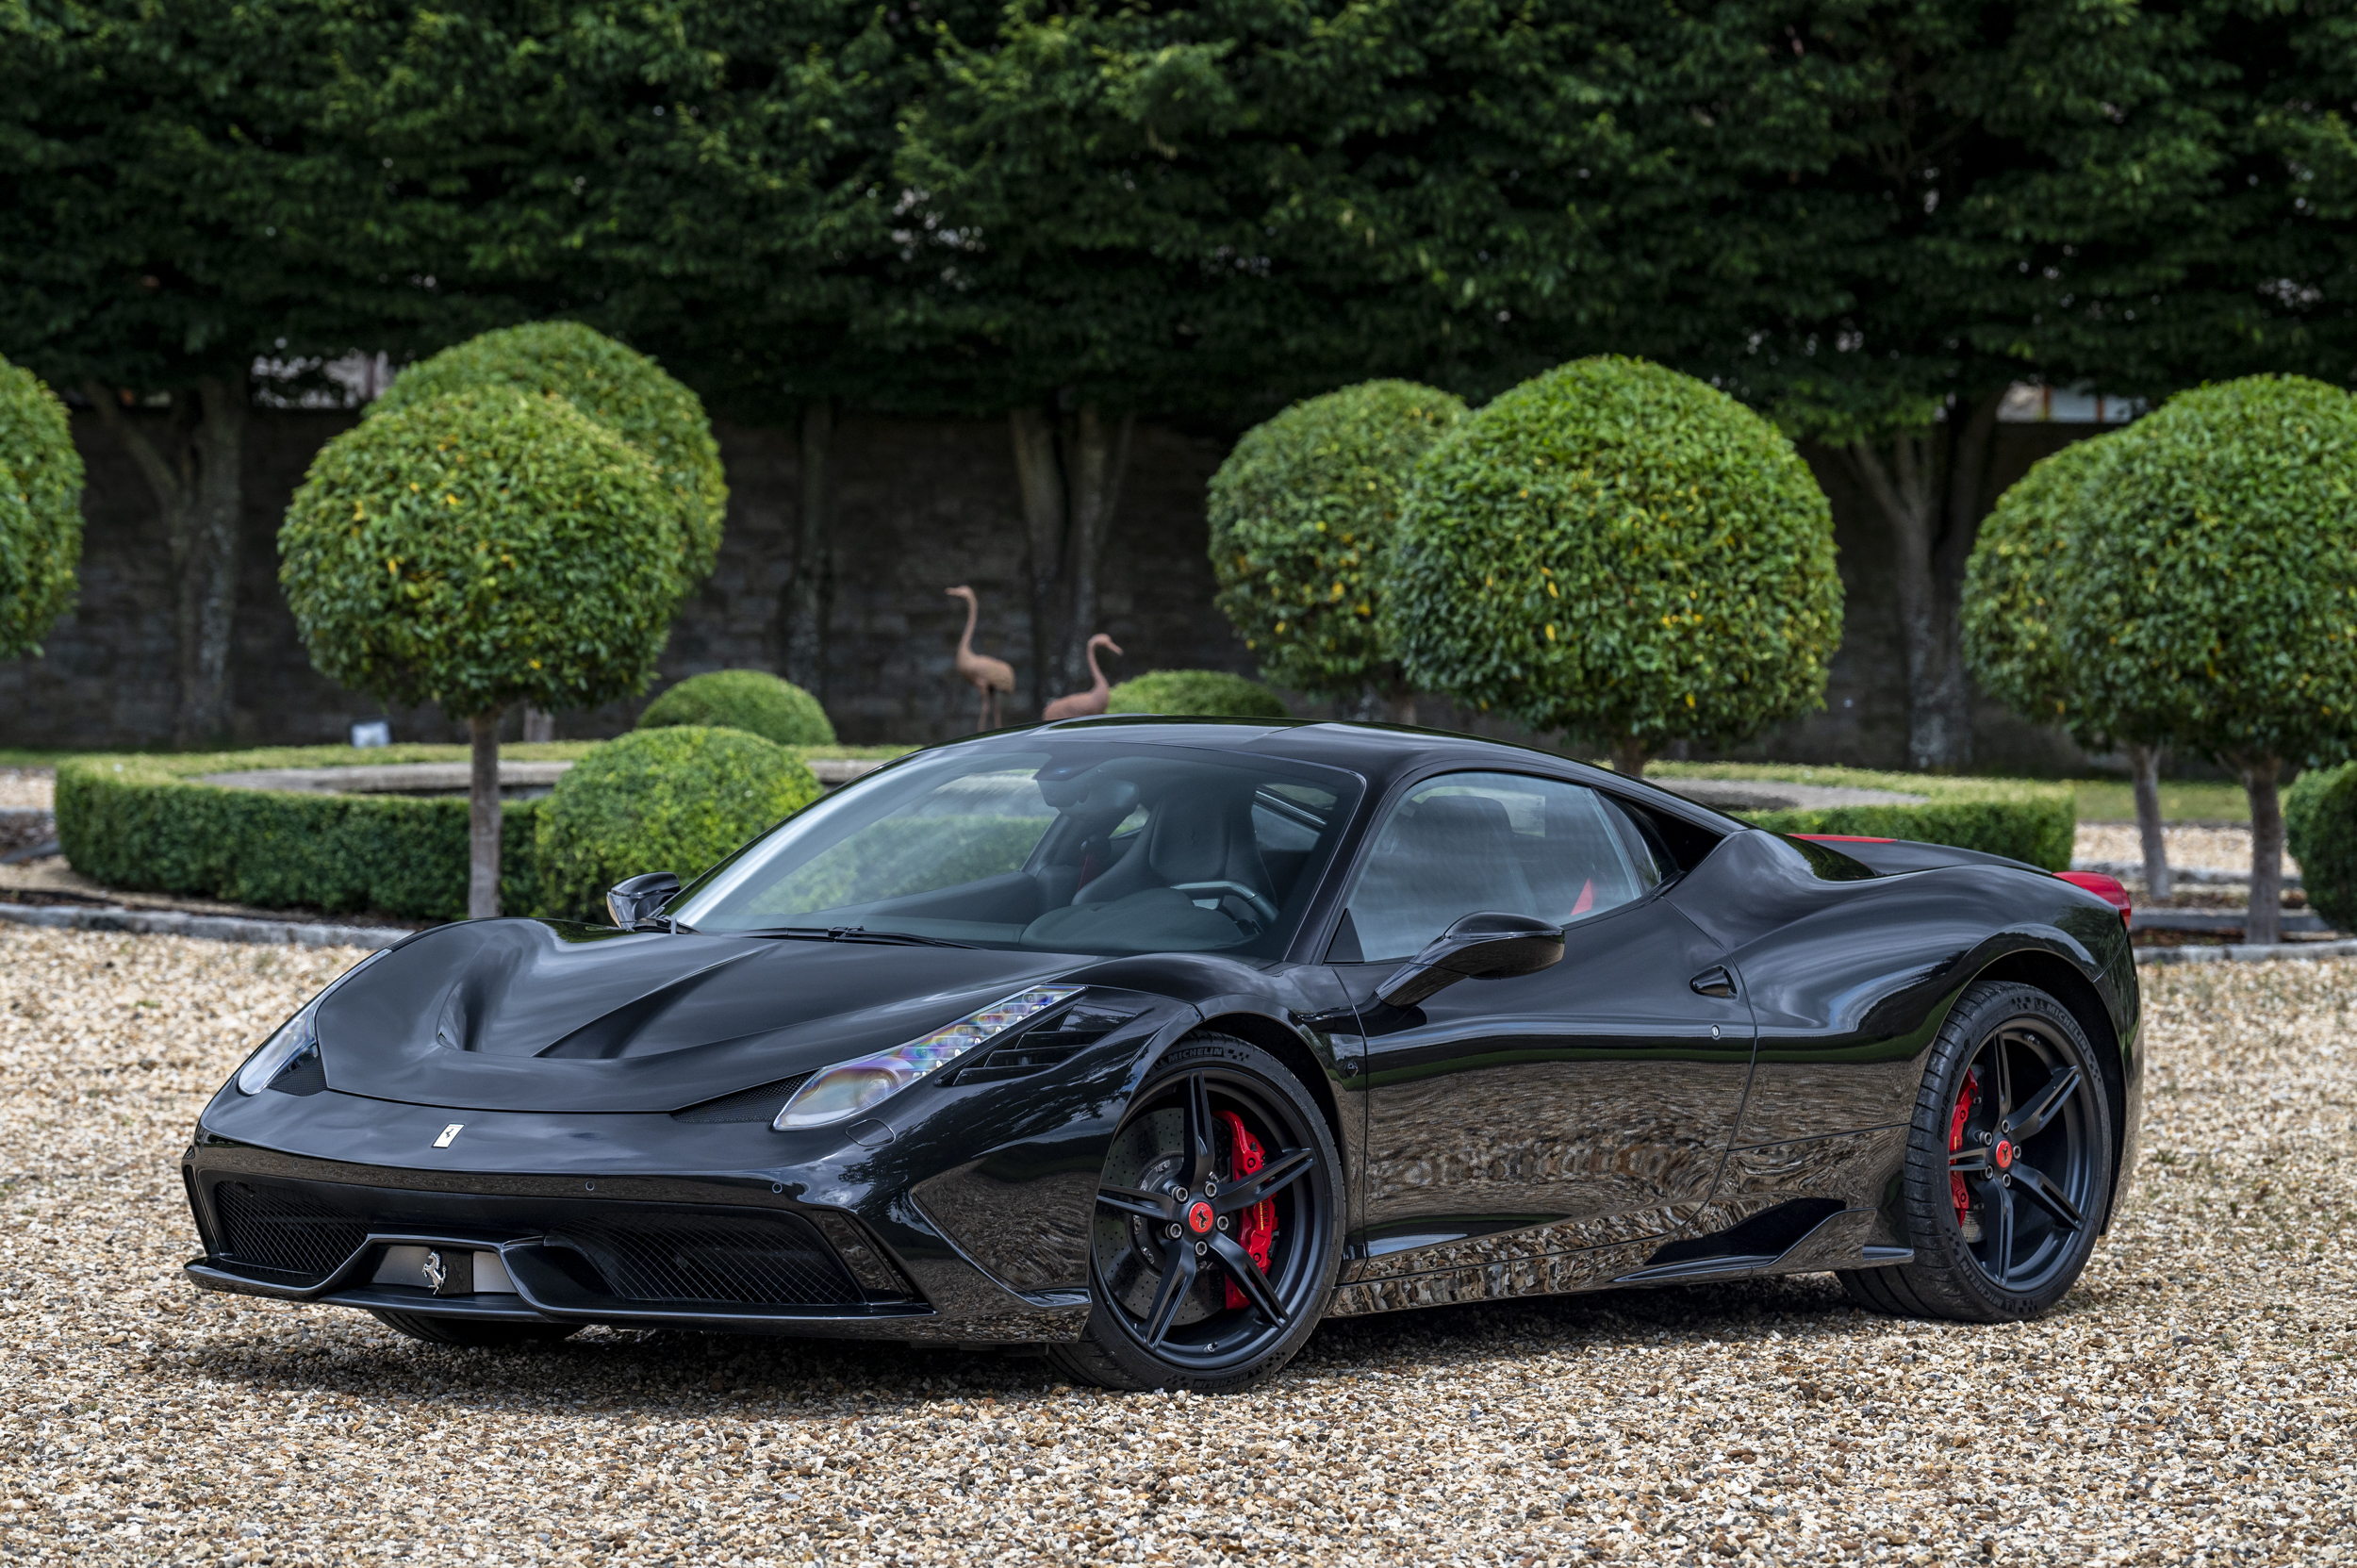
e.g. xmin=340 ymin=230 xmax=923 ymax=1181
xmin=1689 ymin=966 xmax=1738 ymax=999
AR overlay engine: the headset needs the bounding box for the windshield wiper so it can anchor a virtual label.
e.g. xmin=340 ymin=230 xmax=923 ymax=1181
xmin=732 ymin=925 xmax=975 ymax=949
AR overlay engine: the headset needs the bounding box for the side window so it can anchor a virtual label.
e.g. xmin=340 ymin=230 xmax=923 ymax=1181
xmin=1333 ymin=771 xmax=1653 ymax=963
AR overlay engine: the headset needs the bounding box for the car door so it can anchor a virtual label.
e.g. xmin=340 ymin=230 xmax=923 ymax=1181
xmin=1327 ymin=770 xmax=1755 ymax=1279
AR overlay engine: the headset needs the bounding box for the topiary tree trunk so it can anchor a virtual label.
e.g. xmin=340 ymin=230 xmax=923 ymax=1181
xmin=2235 ymin=752 xmax=2285 ymax=947
xmin=469 ymin=708 xmax=505 ymax=919
xmin=2128 ymin=742 xmax=2172 ymax=900
xmin=1610 ymin=737 xmax=1650 ymax=781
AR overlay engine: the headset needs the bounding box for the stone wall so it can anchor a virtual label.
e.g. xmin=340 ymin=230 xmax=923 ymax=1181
xmin=0 ymin=406 xmax=2099 ymax=769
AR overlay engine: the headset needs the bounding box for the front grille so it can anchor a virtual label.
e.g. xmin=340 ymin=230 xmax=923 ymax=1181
xmin=211 ymin=1180 xmax=367 ymax=1282
xmin=545 ymin=1211 xmax=860 ymax=1306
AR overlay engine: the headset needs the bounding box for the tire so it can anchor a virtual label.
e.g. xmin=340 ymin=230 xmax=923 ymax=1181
xmin=369 ymin=1310 xmax=581 ymax=1347
xmin=1047 ymin=1032 xmax=1343 ymax=1394
xmin=1838 ymin=980 xmax=2116 ymax=1322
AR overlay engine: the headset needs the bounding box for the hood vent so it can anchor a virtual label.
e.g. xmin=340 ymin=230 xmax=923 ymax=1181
xmin=669 ymin=1074 xmax=814 ymax=1124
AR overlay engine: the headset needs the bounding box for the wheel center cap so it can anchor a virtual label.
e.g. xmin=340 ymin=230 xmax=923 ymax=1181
xmin=1186 ymin=1199 xmax=1215 ymax=1236
xmin=1993 ymin=1138 xmax=2015 ymax=1171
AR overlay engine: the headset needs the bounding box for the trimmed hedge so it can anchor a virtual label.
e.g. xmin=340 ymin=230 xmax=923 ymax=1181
xmin=535 ymin=727 xmax=823 ymax=922
xmin=2286 ymin=763 xmax=2357 ymax=933
xmin=1645 ymin=763 xmax=2076 ymax=870
xmin=52 ymin=741 xmax=897 ymax=922
xmin=1105 ymin=669 xmax=1291 ymax=719
xmin=639 ymin=669 xmax=836 ymax=747
xmin=53 ymin=745 xmax=592 ymax=919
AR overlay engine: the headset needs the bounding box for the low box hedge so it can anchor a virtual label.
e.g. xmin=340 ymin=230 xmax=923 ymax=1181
xmin=1642 ymin=762 xmax=2077 ymax=871
xmin=54 ymin=742 xmax=912 ymax=922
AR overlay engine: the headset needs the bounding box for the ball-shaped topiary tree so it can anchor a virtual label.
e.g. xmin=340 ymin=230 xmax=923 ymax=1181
xmin=536 ymin=726 xmax=822 ymax=923
xmin=281 ymin=388 xmax=684 ymax=917
xmin=1105 ymin=669 xmax=1291 ymax=719
xmin=2284 ymin=762 xmax=2357 ymax=936
xmin=0 ymin=355 xmax=86 ymax=660
xmin=638 ymin=668 xmax=836 ymax=747
xmin=1207 ymin=381 xmax=1465 ymax=718
xmin=375 ymin=322 xmax=728 ymax=596
xmin=2059 ymin=374 xmax=2357 ymax=942
xmin=1389 ymin=356 xmax=1841 ymax=776
xmin=1962 ymin=433 xmax=2178 ymax=895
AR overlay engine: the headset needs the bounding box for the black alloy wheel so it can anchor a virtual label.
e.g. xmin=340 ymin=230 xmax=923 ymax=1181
xmin=370 ymin=1310 xmax=580 ymax=1348
xmin=1050 ymin=1033 xmax=1343 ymax=1393
xmin=1840 ymin=980 xmax=2117 ymax=1322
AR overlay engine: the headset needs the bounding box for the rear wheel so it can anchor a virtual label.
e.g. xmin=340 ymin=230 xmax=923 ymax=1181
xmin=1049 ymin=1033 xmax=1342 ymax=1393
xmin=1838 ymin=981 xmax=2115 ymax=1321
xmin=369 ymin=1310 xmax=580 ymax=1347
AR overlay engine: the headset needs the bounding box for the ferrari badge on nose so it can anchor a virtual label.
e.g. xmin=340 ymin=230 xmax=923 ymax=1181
xmin=434 ymin=1124 xmax=464 ymax=1147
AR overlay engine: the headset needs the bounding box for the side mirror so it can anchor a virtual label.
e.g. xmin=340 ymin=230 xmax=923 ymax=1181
xmin=606 ymin=871 xmax=681 ymax=930
xmin=1376 ymin=911 xmax=1564 ymax=1009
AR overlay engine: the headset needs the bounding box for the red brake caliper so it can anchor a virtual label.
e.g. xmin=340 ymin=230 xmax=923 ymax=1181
xmin=1948 ymin=1066 xmax=1982 ymax=1223
xmin=1214 ymin=1110 xmax=1277 ymax=1310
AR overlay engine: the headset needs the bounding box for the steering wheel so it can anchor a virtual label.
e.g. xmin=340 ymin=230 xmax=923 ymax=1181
xmin=1170 ymin=881 xmax=1281 ymax=925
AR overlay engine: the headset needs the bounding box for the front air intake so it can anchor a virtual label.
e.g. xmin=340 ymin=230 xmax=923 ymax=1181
xmin=542 ymin=1211 xmax=861 ymax=1306
xmin=210 ymin=1180 xmax=368 ymax=1283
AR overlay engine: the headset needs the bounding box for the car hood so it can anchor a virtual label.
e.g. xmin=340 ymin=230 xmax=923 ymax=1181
xmin=314 ymin=918 xmax=1085 ymax=1114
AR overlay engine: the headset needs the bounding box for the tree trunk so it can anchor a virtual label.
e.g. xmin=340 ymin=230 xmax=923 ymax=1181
xmin=1840 ymin=394 xmax=2000 ymax=772
xmin=1010 ymin=401 xmax=1135 ymax=711
xmin=1009 ymin=405 xmax=1065 ymax=716
xmin=520 ymin=707 xmax=555 ymax=743
xmin=84 ymin=376 xmax=249 ymax=746
xmin=779 ymin=399 xmax=834 ymax=699
xmin=2237 ymin=753 xmax=2284 ymax=947
xmin=469 ymin=708 xmax=504 ymax=919
xmin=1609 ymin=736 xmax=1649 ymax=779
xmin=2128 ymin=741 xmax=2171 ymax=900
xmin=1058 ymin=404 xmax=1134 ymax=694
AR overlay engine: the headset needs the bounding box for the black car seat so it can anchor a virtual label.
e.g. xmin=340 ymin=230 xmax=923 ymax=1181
xmin=1069 ymin=784 xmax=1272 ymax=911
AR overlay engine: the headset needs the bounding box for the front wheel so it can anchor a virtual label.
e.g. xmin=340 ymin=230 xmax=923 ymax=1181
xmin=1838 ymin=980 xmax=2116 ymax=1322
xmin=1049 ymin=1033 xmax=1342 ymax=1393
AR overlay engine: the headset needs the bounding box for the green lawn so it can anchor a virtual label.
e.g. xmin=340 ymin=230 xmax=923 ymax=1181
xmin=2064 ymin=778 xmax=2250 ymax=823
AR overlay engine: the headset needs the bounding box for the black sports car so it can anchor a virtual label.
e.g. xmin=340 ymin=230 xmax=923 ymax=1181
xmin=183 ymin=719 xmax=2139 ymax=1392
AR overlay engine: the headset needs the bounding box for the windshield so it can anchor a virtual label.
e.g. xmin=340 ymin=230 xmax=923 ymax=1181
xmin=670 ymin=742 xmax=1362 ymax=957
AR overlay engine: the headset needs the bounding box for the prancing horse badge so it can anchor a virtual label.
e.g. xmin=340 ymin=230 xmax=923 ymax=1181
xmin=434 ymin=1123 xmax=464 ymax=1147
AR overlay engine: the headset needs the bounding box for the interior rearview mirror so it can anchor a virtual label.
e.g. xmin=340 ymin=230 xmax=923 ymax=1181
xmin=1376 ymin=911 xmax=1565 ymax=1009
xmin=606 ymin=871 xmax=682 ymax=929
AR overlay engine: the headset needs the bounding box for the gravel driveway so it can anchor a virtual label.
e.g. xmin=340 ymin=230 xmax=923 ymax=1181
xmin=3 ymin=927 xmax=2350 ymax=1565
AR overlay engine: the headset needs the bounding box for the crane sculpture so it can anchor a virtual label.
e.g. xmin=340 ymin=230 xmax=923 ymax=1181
xmin=946 ymin=585 xmax=1016 ymax=732
xmin=1043 ymin=634 xmax=1123 ymax=721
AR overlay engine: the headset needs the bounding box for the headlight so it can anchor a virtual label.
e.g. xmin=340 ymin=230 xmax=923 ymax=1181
xmin=775 ymin=985 xmax=1081 ymax=1131
xmin=234 ymin=949 xmax=387 ymax=1096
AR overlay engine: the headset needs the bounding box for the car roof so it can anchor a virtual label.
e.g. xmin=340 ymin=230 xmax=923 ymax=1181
xmin=948 ymin=716 xmax=1746 ymax=836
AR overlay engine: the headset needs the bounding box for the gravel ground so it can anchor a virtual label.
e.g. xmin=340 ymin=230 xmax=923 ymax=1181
xmin=2076 ymin=822 xmax=2286 ymax=879
xmin=2 ymin=926 xmax=2351 ymax=1567
xmin=0 ymin=767 xmax=55 ymax=810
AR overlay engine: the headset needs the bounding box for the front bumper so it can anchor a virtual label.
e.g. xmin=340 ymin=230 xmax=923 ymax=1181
xmin=184 ymin=1163 xmax=951 ymax=1337
xmin=182 ymin=1147 xmax=1100 ymax=1343
xmin=183 ymin=991 xmax=1195 ymax=1342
